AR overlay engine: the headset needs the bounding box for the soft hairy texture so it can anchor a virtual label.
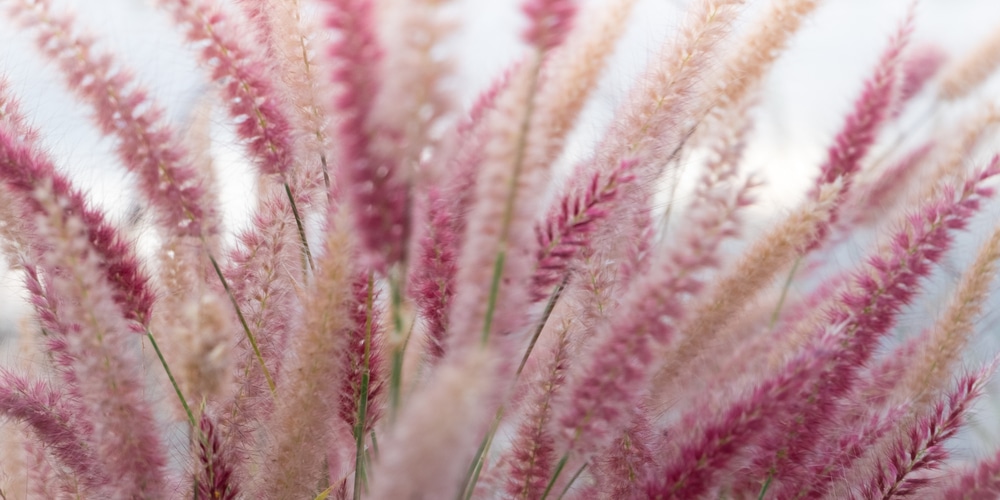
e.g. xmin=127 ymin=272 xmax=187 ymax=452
xmin=337 ymin=273 xmax=387 ymax=438
xmin=149 ymin=101 xmax=234 ymax=420
xmin=28 ymin=184 xmax=167 ymax=499
xmin=367 ymin=349 xmax=498 ymax=499
xmin=807 ymin=14 xmax=912 ymax=248
xmin=704 ymin=0 xmax=822 ymax=122
xmin=940 ymin=21 xmax=1000 ymax=100
xmin=899 ymin=225 xmax=1000 ymax=407
xmin=194 ymin=410 xmax=238 ymax=500
xmin=853 ymin=367 xmax=991 ymax=499
xmin=521 ymin=0 xmax=577 ymax=52
xmin=557 ymin=0 xmax=745 ymax=341
xmin=251 ymin=0 xmax=335 ymax=206
xmin=644 ymin=96 xmax=754 ymax=403
xmin=926 ymin=104 xmax=1000 ymax=186
xmin=521 ymin=0 xmax=634 ymax=212
xmin=941 ymin=447 xmax=1000 ymax=499
xmin=589 ymin=405 xmax=658 ymax=499
xmin=500 ymin=319 xmax=572 ymax=499
xmin=215 ymin=192 xmax=305 ymax=477
xmin=0 ymin=419 xmax=27 ymax=499
xmin=326 ymin=0 xmax=409 ymax=270
xmin=532 ymin=160 xmax=635 ymax=301
xmin=0 ymin=85 xmax=154 ymax=329
xmin=253 ymin=216 xmax=353 ymax=499
xmin=589 ymin=0 xmax=746 ymax=175
xmin=5 ymin=1 xmax=1000 ymax=497
xmin=893 ymin=45 xmax=947 ymax=116
xmin=847 ymin=141 xmax=934 ymax=228
xmin=552 ymin=155 xmax=753 ymax=487
xmin=780 ymin=405 xmax=906 ymax=499
xmin=652 ymin=181 xmax=841 ymax=398
xmin=9 ymin=0 xmax=215 ymax=240
xmin=407 ymin=70 xmax=511 ymax=362
xmin=153 ymin=240 xmax=234 ymax=421
xmin=164 ymin=0 xmax=297 ymax=181
xmin=0 ymin=371 xmax=98 ymax=490
xmin=645 ymin=333 xmax=840 ymax=499
xmin=446 ymin=61 xmax=545 ymax=354
xmin=373 ymin=0 xmax=455 ymax=177
xmin=738 ymin=161 xmax=999 ymax=491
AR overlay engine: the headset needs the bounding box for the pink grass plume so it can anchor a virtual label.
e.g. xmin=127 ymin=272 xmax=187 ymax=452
xmin=9 ymin=0 xmax=215 ymax=238
xmin=532 ymin=159 xmax=636 ymax=301
xmin=554 ymin=166 xmax=755 ymax=474
xmin=861 ymin=362 xmax=995 ymax=498
xmin=325 ymin=0 xmax=409 ymax=270
xmin=0 ymin=371 xmax=102 ymax=490
xmin=807 ymin=13 xmax=913 ymax=249
xmin=195 ymin=410 xmax=238 ymax=500
xmin=164 ymin=0 xmax=297 ymax=180
xmin=744 ymin=157 xmax=1000 ymax=487
xmin=522 ymin=0 xmax=577 ymax=52
xmin=0 ymin=84 xmax=153 ymax=329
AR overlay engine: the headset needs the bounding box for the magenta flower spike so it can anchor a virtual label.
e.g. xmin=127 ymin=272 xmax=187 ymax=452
xmin=164 ymin=0 xmax=297 ymax=180
xmin=325 ymin=0 xmax=409 ymax=270
xmin=0 ymin=371 xmax=101 ymax=489
xmin=0 ymin=84 xmax=154 ymax=329
xmin=806 ymin=13 xmax=913 ymax=250
xmin=522 ymin=0 xmax=578 ymax=52
xmin=862 ymin=365 xmax=994 ymax=499
xmin=9 ymin=0 xmax=214 ymax=238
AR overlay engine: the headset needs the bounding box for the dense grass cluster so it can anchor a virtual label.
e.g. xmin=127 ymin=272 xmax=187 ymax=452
xmin=3 ymin=0 xmax=1000 ymax=498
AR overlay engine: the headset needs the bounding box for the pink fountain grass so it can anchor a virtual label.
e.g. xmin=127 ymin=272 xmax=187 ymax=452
xmin=325 ymin=0 xmax=409 ymax=270
xmin=2 ymin=2 xmax=1000 ymax=499
xmin=860 ymin=364 xmax=994 ymax=499
xmin=194 ymin=410 xmax=238 ymax=500
xmin=10 ymin=0 xmax=215 ymax=239
xmin=806 ymin=13 xmax=912 ymax=250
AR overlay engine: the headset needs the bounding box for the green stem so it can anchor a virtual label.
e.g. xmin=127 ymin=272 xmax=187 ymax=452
xmin=557 ymin=463 xmax=587 ymax=500
xmin=284 ymin=182 xmax=314 ymax=274
xmin=145 ymin=327 xmax=195 ymax=429
xmin=517 ymin=279 xmax=566 ymax=378
xmin=480 ymin=54 xmax=544 ymax=345
xmin=354 ymin=273 xmax=375 ymax=500
xmin=387 ymin=266 xmax=408 ymax=422
xmin=207 ymin=251 xmax=275 ymax=394
xmin=758 ymin=472 xmax=774 ymax=500
xmin=481 ymin=250 xmax=507 ymax=345
xmin=769 ymin=257 xmax=802 ymax=329
xmin=460 ymin=406 xmax=504 ymax=500
xmin=460 ymin=280 xmax=565 ymax=499
xmin=540 ymin=452 xmax=570 ymax=500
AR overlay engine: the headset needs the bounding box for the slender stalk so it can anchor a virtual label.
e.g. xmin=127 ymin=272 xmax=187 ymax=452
xmin=460 ymin=280 xmax=566 ymax=499
xmin=284 ymin=182 xmax=315 ymax=274
xmin=145 ymin=327 xmax=196 ymax=429
xmin=540 ymin=452 xmax=570 ymax=500
xmin=758 ymin=473 xmax=774 ymax=499
xmin=460 ymin=407 xmax=504 ymax=500
xmin=557 ymin=463 xmax=588 ymax=500
xmin=481 ymin=250 xmax=507 ymax=344
xmin=481 ymin=54 xmax=544 ymax=345
xmin=354 ymin=272 xmax=376 ymax=500
xmin=388 ymin=267 xmax=406 ymax=421
xmin=207 ymin=250 xmax=276 ymax=394
xmin=769 ymin=256 xmax=802 ymax=328
xmin=516 ymin=279 xmax=566 ymax=378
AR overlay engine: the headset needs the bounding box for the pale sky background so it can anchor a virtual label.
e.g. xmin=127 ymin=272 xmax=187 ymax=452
xmin=3 ymin=0 xmax=1000 ymax=455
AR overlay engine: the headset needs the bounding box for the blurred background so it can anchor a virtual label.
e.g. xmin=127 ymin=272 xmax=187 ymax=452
xmin=2 ymin=0 xmax=1000 ymax=460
